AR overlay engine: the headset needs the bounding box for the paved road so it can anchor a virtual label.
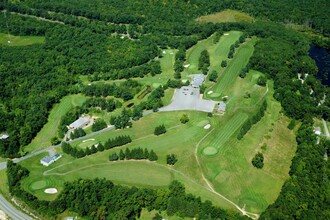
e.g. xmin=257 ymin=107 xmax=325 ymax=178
xmin=0 ymin=196 xmax=32 ymax=220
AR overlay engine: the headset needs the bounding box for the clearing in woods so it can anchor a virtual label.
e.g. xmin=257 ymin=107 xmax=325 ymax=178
xmin=0 ymin=33 xmax=45 ymax=46
xmin=196 ymin=9 xmax=254 ymax=23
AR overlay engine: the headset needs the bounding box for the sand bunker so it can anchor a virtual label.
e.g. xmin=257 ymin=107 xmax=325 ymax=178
xmin=82 ymin=139 xmax=95 ymax=143
xmin=207 ymin=91 xmax=213 ymax=94
xmin=0 ymin=210 xmax=6 ymax=220
xmin=44 ymin=188 xmax=58 ymax=194
xmin=224 ymin=33 xmax=229 ymax=36
xmin=204 ymin=124 xmax=211 ymax=129
xmin=184 ymin=64 xmax=190 ymax=68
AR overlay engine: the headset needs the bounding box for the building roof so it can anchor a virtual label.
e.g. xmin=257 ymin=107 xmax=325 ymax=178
xmin=0 ymin=134 xmax=9 ymax=139
xmin=192 ymin=74 xmax=206 ymax=87
xmin=218 ymin=102 xmax=226 ymax=112
xmin=41 ymin=156 xmax=53 ymax=164
xmin=53 ymin=154 xmax=61 ymax=160
xmin=69 ymin=117 xmax=90 ymax=129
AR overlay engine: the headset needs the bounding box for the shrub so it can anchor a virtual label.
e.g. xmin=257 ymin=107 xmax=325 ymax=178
xmin=154 ymin=124 xmax=166 ymax=135
xmin=92 ymin=118 xmax=107 ymax=132
xmin=252 ymin=152 xmax=264 ymax=169
xmin=166 ymin=154 xmax=178 ymax=165
xmin=180 ymin=114 xmax=189 ymax=124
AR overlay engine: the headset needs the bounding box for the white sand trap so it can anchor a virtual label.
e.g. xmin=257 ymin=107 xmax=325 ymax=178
xmin=162 ymin=51 xmax=166 ymax=54
xmin=224 ymin=33 xmax=229 ymax=36
xmin=204 ymin=124 xmax=211 ymax=129
xmin=44 ymin=188 xmax=58 ymax=194
xmin=169 ymin=52 xmax=174 ymax=54
xmin=184 ymin=64 xmax=190 ymax=68
xmin=181 ymin=79 xmax=187 ymax=83
xmin=88 ymin=83 xmax=91 ymax=86
xmin=207 ymin=91 xmax=213 ymax=94
xmin=82 ymin=139 xmax=95 ymax=143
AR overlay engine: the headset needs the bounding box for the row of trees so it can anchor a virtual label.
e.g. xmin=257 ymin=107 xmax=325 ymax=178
xmin=82 ymin=79 xmax=142 ymax=101
xmin=85 ymin=97 xmax=121 ymax=112
xmin=61 ymin=135 xmax=132 ymax=158
xmin=174 ymin=48 xmax=186 ymax=79
xmin=237 ymin=100 xmax=267 ymax=140
xmin=69 ymin=128 xmax=86 ymax=140
xmin=109 ymin=147 xmax=158 ymax=161
xmin=198 ymin=50 xmax=210 ymax=75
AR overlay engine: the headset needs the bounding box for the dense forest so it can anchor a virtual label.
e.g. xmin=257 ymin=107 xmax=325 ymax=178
xmin=0 ymin=0 xmax=330 ymax=218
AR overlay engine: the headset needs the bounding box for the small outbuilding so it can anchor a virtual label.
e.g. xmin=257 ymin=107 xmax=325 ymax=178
xmin=69 ymin=117 xmax=91 ymax=130
xmin=314 ymin=127 xmax=322 ymax=136
xmin=217 ymin=102 xmax=227 ymax=113
xmin=0 ymin=133 xmax=9 ymax=140
xmin=40 ymin=153 xmax=62 ymax=166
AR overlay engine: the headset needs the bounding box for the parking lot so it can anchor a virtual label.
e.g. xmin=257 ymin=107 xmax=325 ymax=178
xmin=160 ymin=86 xmax=218 ymax=112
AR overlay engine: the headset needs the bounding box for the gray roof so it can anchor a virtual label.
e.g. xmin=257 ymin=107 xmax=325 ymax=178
xmin=69 ymin=117 xmax=90 ymax=129
xmin=192 ymin=74 xmax=206 ymax=87
xmin=41 ymin=156 xmax=53 ymax=164
xmin=53 ymin=154 xmax=61 ymax=160
xmin=218 ymin=102 xmax=226 ymax=111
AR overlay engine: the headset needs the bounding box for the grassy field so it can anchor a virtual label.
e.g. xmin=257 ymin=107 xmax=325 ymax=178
xmin=0 ymin=33 xmax=45 ymax=46
xmin=184 ymin=31 xmax=242 ymax=75
xmin=196 ymin=10 xmax=254 ymax=23
xmin=24 ymin=95 xmax=87 ymax=153
xmin=206 ymin=37 xmax=257 ymax=99
xmin=199 ymin=77 xmax=296 ymax=213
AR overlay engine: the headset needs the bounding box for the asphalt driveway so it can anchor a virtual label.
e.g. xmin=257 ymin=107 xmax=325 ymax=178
xmin=160 ymin=86 xmax=217 ymax=112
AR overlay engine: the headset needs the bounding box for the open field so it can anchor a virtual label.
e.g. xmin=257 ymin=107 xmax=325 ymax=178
xmin=199 ymin=78 xmax=296 ymax=213
xmin=196 ymin=10 xmax=254 ymax=23
xmin=206 ymin=37 xmax=256 ymax=99
xmin=0 ymin=33 xmax=45 ymax=46
xmin=184 ymin=31 xmax=242 ymax=75
xmin=25 ymin=95 xmax=87 ymax=153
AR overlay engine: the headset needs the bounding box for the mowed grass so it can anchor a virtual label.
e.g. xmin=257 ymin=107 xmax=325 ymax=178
xmin=207 ymin=37 xmax=256 ymax=99
xmin=0 ymin=33 xmax=45 ymax=46
xmin=184 ymin=31 xmax=242 ymax=75
xmin=199 ymin=79 xmax=297 ymax=213
xmin=25 ymin=95 xmax=87 ymax=153
xmin=20 ymin=111 xmax=236 ymax=210
xmin=196 ymin=10 xmax=254 ymax=24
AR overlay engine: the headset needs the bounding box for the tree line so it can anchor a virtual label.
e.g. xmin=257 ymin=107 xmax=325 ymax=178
xmin=61 ymin=135 xmax=132 ymax=158
xmin=237 ymin=100 xmax=267 ymax=140
xmin=109 ymin=147 xmax=158 ymax=162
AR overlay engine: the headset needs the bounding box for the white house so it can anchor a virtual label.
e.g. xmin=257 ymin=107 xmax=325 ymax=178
xmin=69 ymin=117 xmax=91 ymax=130
xmin=191 ymin=74 xmax=206 ymax=88
xmin=218 ymin=102 xmax=227 ymax=113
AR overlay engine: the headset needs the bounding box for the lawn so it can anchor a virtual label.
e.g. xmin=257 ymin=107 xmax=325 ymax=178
xmin=196 ymin=9 xmax=254 ymax=23
xmin=206 ymin=37 xmax=257 ymax=99
xmin=24 ymin=95 xmax=87 ymax=153
xmin=199 ymin=78 xmax=297 ymax=213
xmin=0 ymin=33 xmax=45 ymax=46
xmin=184 ymin=31 xmax=242 ymax=75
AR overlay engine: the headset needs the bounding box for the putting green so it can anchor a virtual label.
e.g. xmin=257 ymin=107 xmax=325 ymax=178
xmin=152 ymin=83 xmax=162 ymax=88
xmin=197 ymin=120 xmax=209 ymax=127
xmin=210 ymin=93 xmax=221 ymax=98
xmin=30 ymin=180 xmax=47 ymax=190
xmin=203 ymin=147 xmax=218 ymax=155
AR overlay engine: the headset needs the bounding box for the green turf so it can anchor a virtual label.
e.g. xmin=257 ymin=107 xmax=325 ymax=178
xmin=162 ymin=88 xmax=175 ymax=106
xmin=184 ymin=31 xmax=242 ymax=75
xmin=0 ymin=33 xmax=45 ymax=46
xmin=199 ymin=78 xmax=297 ymax=213
xmin=206 ymin=37 xmax=257 ymax=99
xmin=25 ymin=94 xmax=87 ymax=153
xmin=30 ymin=180 xmax=47 ymax=190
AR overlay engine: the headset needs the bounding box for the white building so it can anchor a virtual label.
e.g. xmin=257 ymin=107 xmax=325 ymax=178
xmin=191 ymin=74 xmax=206 ymax=88
xmin=69 ymin=117 xmax=92 ymax=129
xmin=218 ymin=102 xmax=227 ymax=113
xmin=40 ymin=154 xmax=62 ymax=166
